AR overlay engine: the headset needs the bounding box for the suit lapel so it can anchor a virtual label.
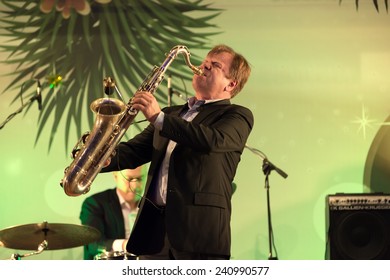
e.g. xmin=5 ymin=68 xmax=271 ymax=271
xmin=192 ymin=99 xmax=231 ymax=124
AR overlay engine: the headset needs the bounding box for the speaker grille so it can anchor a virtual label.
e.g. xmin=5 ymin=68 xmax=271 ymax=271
xmin=326 ymin=193 xmax=390 ymax=260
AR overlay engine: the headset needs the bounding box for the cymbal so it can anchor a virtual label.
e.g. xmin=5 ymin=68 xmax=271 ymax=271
xmin=0 ymin=221 xmax=100 ymax=250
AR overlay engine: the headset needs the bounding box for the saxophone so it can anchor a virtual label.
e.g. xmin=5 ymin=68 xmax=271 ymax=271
xmin=60 ymin=45 xmax=203 ymax=196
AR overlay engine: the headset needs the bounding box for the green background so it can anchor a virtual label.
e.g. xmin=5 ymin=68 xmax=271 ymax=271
xmin=1 ymin=0 xmax=390 ymax=260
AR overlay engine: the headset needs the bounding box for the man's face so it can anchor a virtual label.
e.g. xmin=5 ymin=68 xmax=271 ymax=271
xmin=115 ymin=167 xmax=143 ymax=203
xmin=192 ymin=51 xmax=234 ymax=100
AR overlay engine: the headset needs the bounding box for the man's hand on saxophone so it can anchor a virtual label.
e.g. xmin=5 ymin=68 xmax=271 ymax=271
xmin=131 ymin=91 xmax=161 ymax=124
xmin=101 ymin=90 xmax=161 ymax=170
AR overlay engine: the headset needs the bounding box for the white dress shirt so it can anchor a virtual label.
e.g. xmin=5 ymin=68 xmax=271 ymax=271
xmin=112 ymin=188 xmax=137 ymax=251
xmin=152 ymin=97 xmax=221 ymax=206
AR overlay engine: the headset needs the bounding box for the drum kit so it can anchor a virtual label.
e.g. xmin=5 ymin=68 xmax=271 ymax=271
xmin=94 ymin=250 xmax=137 ymax=260
xmin=0 ymin=221 xmax=100 ymax=260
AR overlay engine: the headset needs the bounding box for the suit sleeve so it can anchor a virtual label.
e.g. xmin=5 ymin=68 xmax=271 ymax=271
xmin=160 ymin=105 xmax=254 ymax=153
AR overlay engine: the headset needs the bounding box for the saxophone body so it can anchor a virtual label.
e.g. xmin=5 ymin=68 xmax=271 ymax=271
xmin=61 ymin=45 xmax=203 ymax=196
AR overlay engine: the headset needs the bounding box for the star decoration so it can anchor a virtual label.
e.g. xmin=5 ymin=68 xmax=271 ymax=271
xmin=352 ymin=104 xmax=377 ymax=140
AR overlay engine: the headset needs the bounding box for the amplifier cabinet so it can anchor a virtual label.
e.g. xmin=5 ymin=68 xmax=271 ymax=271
xmin=326 ymin=193 xmax=390 ymax=260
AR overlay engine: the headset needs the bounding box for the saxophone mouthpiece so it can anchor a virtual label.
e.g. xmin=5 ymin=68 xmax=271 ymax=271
xmin=193 ymin=67 xmax=204 ymax=76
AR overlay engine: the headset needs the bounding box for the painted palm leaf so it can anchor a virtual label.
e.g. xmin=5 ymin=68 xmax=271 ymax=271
xmin=0 ymin=0 xmax=221 ymax=153
xmin=339 ymin=0 xmax=389 ymax=12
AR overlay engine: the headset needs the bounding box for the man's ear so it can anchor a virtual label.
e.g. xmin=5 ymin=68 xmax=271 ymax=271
xmin=225 ymin=80 xmax=237 ymax=92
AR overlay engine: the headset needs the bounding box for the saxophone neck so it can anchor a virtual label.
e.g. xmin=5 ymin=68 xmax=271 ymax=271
xmin=169 ymin=45 xmax=204 ymax=76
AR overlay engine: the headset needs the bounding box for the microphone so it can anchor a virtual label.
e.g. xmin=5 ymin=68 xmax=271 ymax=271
xmin=103 ymin=77 xmax=115 ymax=96
xmin=245 ymin=145 xmax=288 ymax=179
xmin=263 ymin=158 xmax=288 ymax=179
xmin=36 ymin=80 xmax=42 ymax=111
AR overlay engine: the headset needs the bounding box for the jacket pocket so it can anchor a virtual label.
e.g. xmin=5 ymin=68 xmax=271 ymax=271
xmin=193 ymin=192 xmax=226 ymax=209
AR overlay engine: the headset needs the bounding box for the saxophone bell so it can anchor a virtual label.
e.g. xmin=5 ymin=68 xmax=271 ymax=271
xmin=60 ymin=97 xmax=127 ymax=196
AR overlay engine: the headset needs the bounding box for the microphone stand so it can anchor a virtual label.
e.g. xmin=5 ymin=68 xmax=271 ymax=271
xmin=0 ymin=81 xmax=41 ymax=130
xmin=167 ymin=74 xmax=172 ymax=107
xmin=245 ymin=145 xmax=288 ymax=260
xmin=167 ymin=74 xmax=187 ymax=107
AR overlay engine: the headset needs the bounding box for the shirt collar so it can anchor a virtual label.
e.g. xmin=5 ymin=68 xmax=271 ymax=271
xmin=116 ymin=188 xmax=131 ymax=209
xmin=187 ymin=96 xmax=224 ymax=109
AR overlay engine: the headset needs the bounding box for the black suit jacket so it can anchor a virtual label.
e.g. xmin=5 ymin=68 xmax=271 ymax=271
xmin=103 ymin=99 xmax=254 ymax=257
xmin=79 ymin=188 xmax=125 ymax=260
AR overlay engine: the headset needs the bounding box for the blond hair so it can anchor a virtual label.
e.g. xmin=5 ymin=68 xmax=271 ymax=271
xmin=208 ymin=45 xmax=251 ymax=98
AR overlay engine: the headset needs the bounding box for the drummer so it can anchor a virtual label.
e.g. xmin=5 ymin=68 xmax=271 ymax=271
xmin=79 ymin=166 xmax=144 ymax=260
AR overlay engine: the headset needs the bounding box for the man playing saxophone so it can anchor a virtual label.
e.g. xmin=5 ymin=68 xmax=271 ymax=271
xmin=102 ymin=44 xmax=253 ymax=260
